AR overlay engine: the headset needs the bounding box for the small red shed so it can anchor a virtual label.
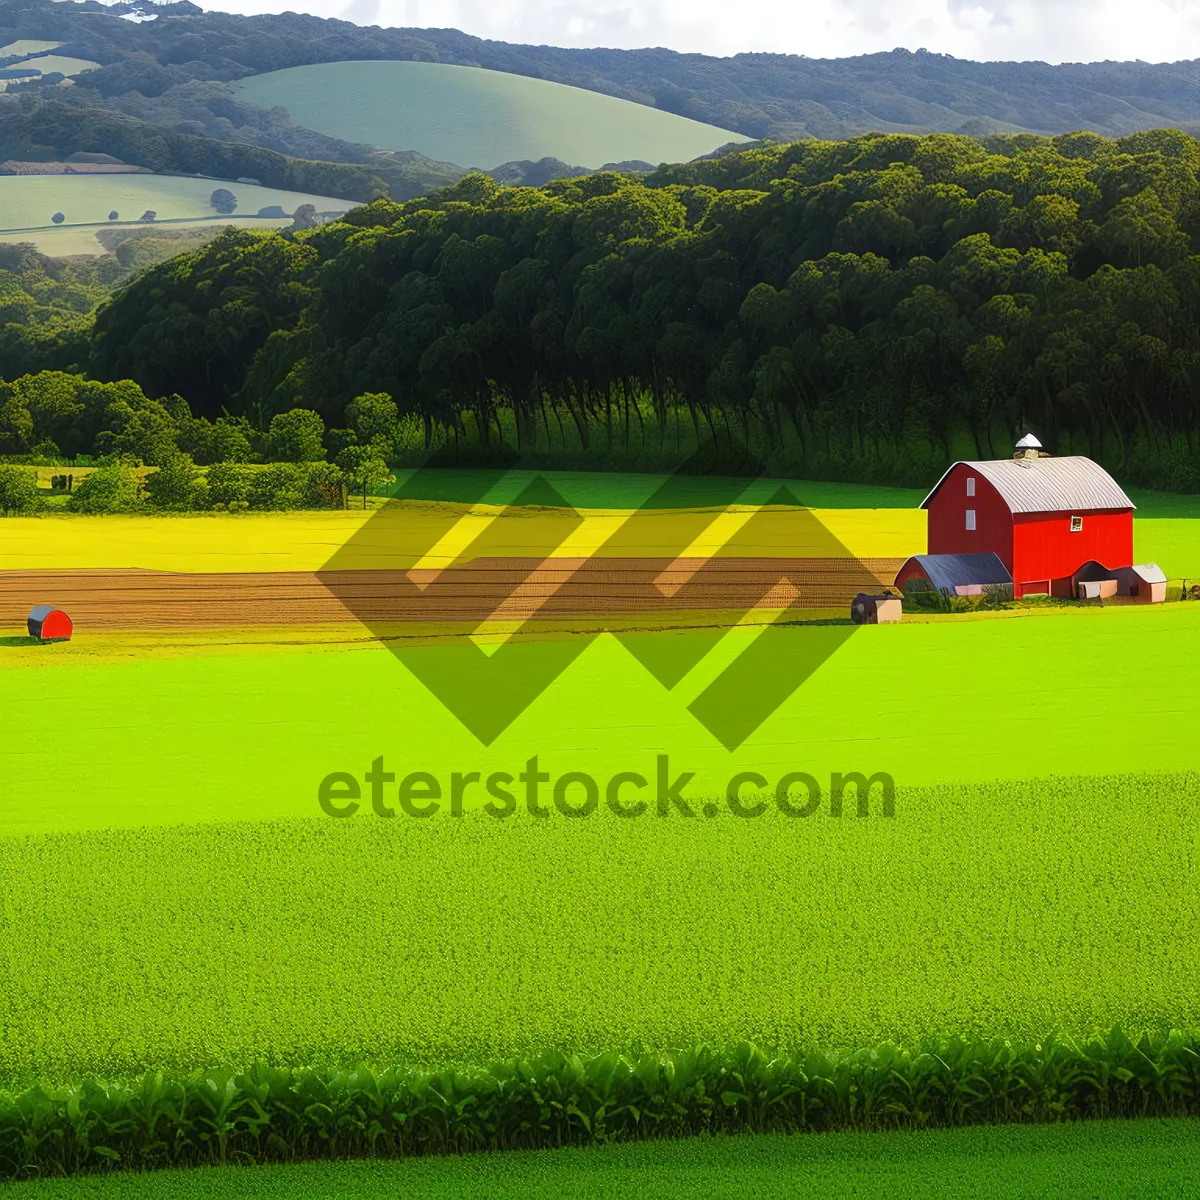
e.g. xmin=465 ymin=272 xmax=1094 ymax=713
xmin=27 ymin=606 xmax=72 ymax=642
xmin=920 ymin=438 xmax=1135 ymax=599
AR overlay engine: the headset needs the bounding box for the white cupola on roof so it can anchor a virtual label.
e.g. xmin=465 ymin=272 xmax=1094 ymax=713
xmin=1014 ymin=432 xmax=1043 ymax=461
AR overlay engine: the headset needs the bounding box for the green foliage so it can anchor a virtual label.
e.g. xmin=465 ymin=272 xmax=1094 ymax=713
xmin=0 ymin=464 xmax=40 ymax=514
xmin=85 ymin=130 xmax=1200 ymax=487
xmin=203 ymin=462 xmax=253 ymax=509
xmin=0 ymin=96 xmax=389 ymax=204
xmin=0 ymin=1032 xmax=1198 ymax=1178
xmin=0 ymin=244 xmax=123 ymax=378
xmin=336 ymin=444 xmax=394 ymax=506
xmin=97 ymin=397 xmax=180 ymax=466
xmin=264 ymin=408 xmax=325 ymax=463
xmin=178 ymin=416 xmax=254 ymax=466
xmin=65 ymin=463 xmax=143 ymax=513
xmin=0 ymin=373 xmax=174 ymax=462
xmin=247 ymin=460 xmax=343 ymax=508
xmin=345 ymin=392 xmax=399 ymax=445
xmin=209 ymin=188 xmax=237 ymax=215
xmin=144 ymin=455 xmax=205 ymax=511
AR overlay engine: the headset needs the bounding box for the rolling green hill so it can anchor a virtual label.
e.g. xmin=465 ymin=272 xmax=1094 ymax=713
xmin=231 ymin=61 xmax=750 ymax=170
xmin=0 ymin=174 xmax=349 ymax=234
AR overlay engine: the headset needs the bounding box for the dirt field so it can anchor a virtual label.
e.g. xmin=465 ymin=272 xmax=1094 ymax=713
xmin=0 ymin=558 xmax=904 ymax=630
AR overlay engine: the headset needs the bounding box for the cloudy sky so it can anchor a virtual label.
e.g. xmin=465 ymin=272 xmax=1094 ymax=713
xmin=204 ymin=0 xmax=1200 ymax=63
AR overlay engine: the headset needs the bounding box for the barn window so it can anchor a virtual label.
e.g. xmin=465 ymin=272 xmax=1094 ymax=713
xmin=965 ymin=509 xmax=976 ymax=531
xmin=1070 ymin=515 xmax=1083 ymax=532
xmin=966 ymin=477 xmax=976 ymax=497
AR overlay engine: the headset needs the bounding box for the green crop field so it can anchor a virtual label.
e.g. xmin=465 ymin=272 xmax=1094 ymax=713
xmin=2 ymin=770 xmax=1197 ymax=1079
xmin=2 ymin=480 xmax=1199 ymax=1179
xmin=9 ymin=1120 xmax=1200 ymax=1199
xmin=1 ymin=603 xmax=1199 ymax=1081
xmin=0 ymin=176 xmax=349 ymax=235
xmin=230 ymin=61 xmax=751 ymax=170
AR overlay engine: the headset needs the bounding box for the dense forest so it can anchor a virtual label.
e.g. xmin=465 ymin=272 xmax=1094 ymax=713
xmin=3 ymin=128 xmax=1200 ymax=490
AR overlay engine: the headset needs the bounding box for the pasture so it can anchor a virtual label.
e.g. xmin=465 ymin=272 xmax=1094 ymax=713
xmin=0 ymin=40 xmax=62 ymax=57
xmin=0 ymin=215 xmax=296 ymax=257
xmin=230 ymin=61 xmax=751 ymax=170
xmin=8 ymin=54 xmax=100 ymax=78
xmin=0 ymin=176 xmax=348 ymax=238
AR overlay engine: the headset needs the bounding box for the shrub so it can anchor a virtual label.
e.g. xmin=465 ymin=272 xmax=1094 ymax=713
xmin=300 ymin=460 xmax=346 ymax=508
xmin=205 ymin=462 xmax=254 ymax=508
xmin=265 ymin=408 xmax=326 ymax=462
xmin=249 ymin=462 xmax=305 ymax=510
xmin=139 ymin=210 xmax=156 ymax=223
xmin=50 ymin=212 xmax=64 ymax=225
xmin=108 ymin=210 xmax=119 ymax=221
xmin=0 ymin=465 xmax=41 ymax=514
xmin=249 ymin=461 xmax=344 ymax=509
xmin=144 ymin=455 xmax=206 ymax=511
xmin=67 ymin=465 xmax=143 ymax=513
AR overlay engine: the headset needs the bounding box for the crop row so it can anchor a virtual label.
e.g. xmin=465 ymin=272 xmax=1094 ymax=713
xmin=3 ymin=1031 xmax=1200 ymax=1179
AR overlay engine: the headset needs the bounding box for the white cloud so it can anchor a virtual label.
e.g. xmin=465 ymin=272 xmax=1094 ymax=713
xmin=201 ymin=0 xmax=1200 ymax=64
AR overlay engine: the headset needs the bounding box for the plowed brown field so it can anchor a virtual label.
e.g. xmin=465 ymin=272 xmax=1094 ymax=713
xmin=0 ymin=557 xmax=903 ymax=630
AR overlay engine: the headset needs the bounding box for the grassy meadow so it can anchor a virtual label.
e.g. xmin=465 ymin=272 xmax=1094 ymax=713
xmin=0 ymin=40 xmax=62 ymax=56
xmin=9 ymin=1120 xmax=1200 ymax=1199
xmin=0 ymin=215 xmax=297 ymax=257
xmin=0 ymin=176 xmax=348 ymax=238
xmin=2 ymin=604 xmax=1198 ymax=836
xmin=230 ymin=61 xmax=751 ymax=169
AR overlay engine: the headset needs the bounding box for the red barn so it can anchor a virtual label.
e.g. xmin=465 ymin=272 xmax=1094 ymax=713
xmin=918 ymin=438 xmax=1134 ymax=599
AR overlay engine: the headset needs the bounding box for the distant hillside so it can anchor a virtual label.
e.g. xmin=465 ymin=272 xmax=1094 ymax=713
xmin=9 ymin=1 xmax=1200 ymax=141
xmin=10 ymin=0 xmax=1200 ymax=202
xmin=231 ymin=61 xmax=749 ymax=170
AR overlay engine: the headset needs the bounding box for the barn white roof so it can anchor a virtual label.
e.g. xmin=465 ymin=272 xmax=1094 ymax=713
xmin=921 ymin=456 xmax=1136 ymax=514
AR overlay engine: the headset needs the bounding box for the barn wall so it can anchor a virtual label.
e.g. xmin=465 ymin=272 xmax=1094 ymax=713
xmin=1013 ymin=509 xmax=1133 ymax=597
xmin=926 ymin=464 xmax=1014 ymax=568
xmin=893 ymin=559 xmax=926 ymax=594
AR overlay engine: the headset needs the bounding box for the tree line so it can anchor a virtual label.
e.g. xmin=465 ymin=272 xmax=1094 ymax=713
xmin=0 ymin=371 xmax=398 ymax=513
xmin=0 ymin=96 xmax=387 ymax=203
xmin=55 ymin=128 xmax=1200 ymax=489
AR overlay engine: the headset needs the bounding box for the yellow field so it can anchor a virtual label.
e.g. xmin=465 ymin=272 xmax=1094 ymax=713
xmin=0 ymin=506 xmax=928 ymax=573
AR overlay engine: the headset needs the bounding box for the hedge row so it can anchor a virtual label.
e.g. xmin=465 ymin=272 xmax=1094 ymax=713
xmin=4 ymin=1030 xmax=1200 ymax=1180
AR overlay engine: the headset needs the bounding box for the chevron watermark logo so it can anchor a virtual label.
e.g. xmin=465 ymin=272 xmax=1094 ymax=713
xmin=318 ymin=456 xmax=885 ymax=750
